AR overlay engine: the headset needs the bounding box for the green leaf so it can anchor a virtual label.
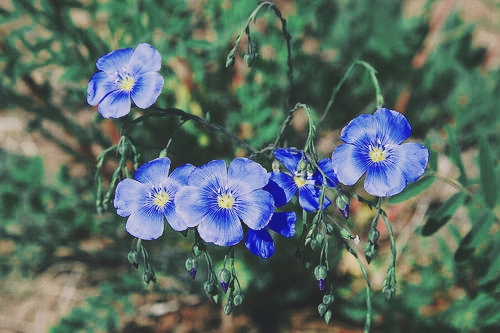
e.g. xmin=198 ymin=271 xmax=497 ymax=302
xmin=388 ymin=175 xmax=435 ymax=204
xmin=454 ymin=212 xmax=495 ymax=262
xmin=479 ymin=136 xmax=497 ymax=209
xmin=421 ymin=192 xmax=467 ymax=236
xmin=445 ymin=124 xmax=468 ymax=185
xmin=478 ymin=232 xmax=500 ymax=286
xmin=429 ymin=147 xmax=439 ymax=172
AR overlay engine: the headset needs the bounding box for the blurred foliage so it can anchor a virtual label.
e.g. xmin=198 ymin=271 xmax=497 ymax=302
xmin=1 ymin=0 xmax=500 ymax=332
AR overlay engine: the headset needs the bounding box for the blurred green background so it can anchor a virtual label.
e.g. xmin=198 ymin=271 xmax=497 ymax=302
xmin=1 ymin=0 xmax=500 ymax=332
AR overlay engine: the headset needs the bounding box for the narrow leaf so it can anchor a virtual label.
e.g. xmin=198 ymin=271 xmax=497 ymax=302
xmin=479 ymin=136 xmax=497 ymax=209
xmin=388 ymin=175 xmax=436 ymax=204
xmin=421 ymin=192 xmax=467 ymax=236
xmin=445 ymin=125 xmax=467 ymax=185
xmin=454 ymin=212 xmax=495 ymax=262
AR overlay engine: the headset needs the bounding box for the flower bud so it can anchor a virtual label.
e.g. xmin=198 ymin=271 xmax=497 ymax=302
xmin=323 ymin=293 xmax=335 ymax=306
xmin=192 ymin=244 xmax=203 ymax=257
xmin=127 ymin=249 xmax=138 ymax=269
xmin=324 ymin=310 xmax=332 ymax=325
xmin=233 ymin=293 xmax=244 ymax=306
xmin=224 ymin=301 xmax=233 ymax=315
xmin=335 ymin=193 xmax=350 ymax=219
xmin=219 ymin=268 xmax=231 ymax=294
xmin=203 ymin=279 xmax=216 ymax=297
xmin=185 ymin=257 xmax=197 ymax=280
xmin=314 ymin=265 xmax=327 ymax=291
xmin=318 ymin=303 xmax=327 ymax=316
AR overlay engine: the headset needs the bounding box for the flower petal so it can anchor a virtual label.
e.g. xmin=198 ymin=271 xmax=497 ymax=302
xmin=174 ymin=186 xmax=207 ymax=228
xmin=114 ymin=178 xmax=147 ymax=217
xmin=87 ymin=71 xmax=115 ymax=106
xmin=188 ymin=159 xmax=228 ymax=189
xmin=163 ymin=203 xmax=189 ymax=231
xmin=227 ymin=158 xmax=269 ymax=195
xmin=339 ymin=114 xmax=376 ymax=144
xmin=96 ymin=47 xmax=133 ymax=73
xmin=127 ymin=43 xmax=162 ymax=74
xmin=274 ymin=148 xmax=303 ymax=173
xmin=234 ymin=190 xmax=274 ymax=230
xmin=197 ymin=209 xmax=243 ymax=246
xmin=266 ymin=172 xmax=297 ymax=205
xmin=373 ymin=108 xmax=411 ymax=145
xmin=245 ymin=229 xmax=275 ymax=259
xmin=298 ymin=184 xmax=331 ymax=212
xmin=131 ymin=72 xmax=164 ymax=109
xmin=332 ymin=144 xmax=368 ymax=186
xmin=169 ymin=163 xmax=196 ymax=185
xmin=267 ymin=211 xmax=296 ymax=238
xmin=98 ymin=89 xmax=131 ymax=118
xmin=134 ymin=157 xmax=171 ymax=185
xmin=393 ymin=142 xmax=429 ymax=183
xmin=125 ymin=206 xmax=164 ymax=240
xmin=364 ymin=161 xmax=406 ymax=197
xmin=315 ymin=158 xmax=338 ymax=188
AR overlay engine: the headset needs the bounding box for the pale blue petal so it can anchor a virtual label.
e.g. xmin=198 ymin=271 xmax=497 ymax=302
xmin=98 ymin=89 xmax=131 ymax=118
xmin=373 ymin=108 xmax=411 ymax=145
xmin=298 ymin=184 xmax=331 ymax=212
xmin=87 ymin=71 xmax=115 ymax=106
xmin=130 ymin=72 xmax=164 ymax=109
xmin=188 ymin=159 xmax=227 ymax=189
xmin=245 ymin=229 xmax=274 ymax=259
xmin=364 ymin=161 xmax=406 ymax=197
xmin=315 ymin=158 xmax=338 ymax=188
xmin=234 ymin=190 xmax=274 ymax=230
xmin=163 ymin=203 xmax=189 ymax=231
xmin=393 ymin=142 xmax=429 ymax=183
xmin=197 ymin=209 xmax=243 ymax=246
xmin=174 ymin=186 xmax=208 ymax=228
xmin=267 ymin=172 xmax=297 ymax=205
xmin=339 ymin=114 xmax=377 ymax=144
xmin=274 ymin=148 xmax=302 ymax=173
xmin=114 ymin=178 xmax=147 ymax=217
xmin=332 ymin=144 xmax=368 ymax=186
xmin=169 ymin=164 xmax=196 ymax=185
xmin=96 ymin=47 xmax=133 ymax=73
xmin=227 ymin=158 xmax=269 ymax=195
xmin=125 ymin=206 xmax=164 ymax=240
xmin=127 ymin=43 xmax=162 ymax=74
xmin=134 ymin=157 xmax=171 ymax=185
xmin=267 ymin=211 xmax=296 ymax=238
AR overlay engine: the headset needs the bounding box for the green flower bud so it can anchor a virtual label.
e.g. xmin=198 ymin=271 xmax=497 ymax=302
xmin=233 ymin=293 xmax=244 ymax=306
xmin=323 ymin=293 xmax=335 ymax=306
xmin=324 ymin=310 xmax=332 ymax=325
xmin=318 ymin=303 xmax=327 ymax=317
xmin=224 ymin=301 xmax=233 ymax=315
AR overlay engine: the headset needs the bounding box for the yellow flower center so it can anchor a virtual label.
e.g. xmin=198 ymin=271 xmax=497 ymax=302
xmin=369 ymin=146 xmax=386 ymax=162
xmin=153 ymin=191 xmax=170 ymax=207
xmin=119 ymin=75 xmax=135 ymax=91
xmin=294 ymin=176 xmax=307 ymax=188
xmin=217 ymin=194 xmax=235 ymax=209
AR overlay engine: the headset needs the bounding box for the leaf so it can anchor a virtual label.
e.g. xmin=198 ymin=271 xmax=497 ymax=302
xmin=454 ymin=212 xmax=495 ymax=262
xmin=421 ymin=192 xmax=467 ymax=236
xmin=388 ymin=175 xmax=435 ymax=204
xmin=445 ymin=124 xmax=468 ymax=185
xmin=429 ymin=147 xmax=439 ymax=172
xmin=479 ymin=136 xmax=497 ymax=209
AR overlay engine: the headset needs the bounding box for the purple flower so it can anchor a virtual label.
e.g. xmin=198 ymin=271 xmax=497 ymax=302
xmin=245 ymin=211 xmax=296 ymax=259
xmin=87 ymin=43 xmax=164 ymax=118
xmin=264 ymin=148 xmax=338 ymax=212
xmin=332 ymin=108 xmax=429 ymax=197
xmin=175 ymin=158 xmax=274 ymax=246
xmin=114 ymin=158 xmax=195 ymax=240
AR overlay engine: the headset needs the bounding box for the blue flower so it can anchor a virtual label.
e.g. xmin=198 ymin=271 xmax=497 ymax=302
xmin=331 ymin=108 xmax=429 ymax=197
xmin=264 ymin=148 xmax=337 ymax=212
xmin=245 ymin=211 xmax=296 ymax=259
xmin=174 ymin=158 xmax=274 ymax=246
xmin=87 ymin=43 xmax=164 ymax=118
xmin=114 ymin=157 xmax=195 ymax=240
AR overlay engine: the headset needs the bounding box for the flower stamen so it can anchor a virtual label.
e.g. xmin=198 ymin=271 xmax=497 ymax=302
xmin=369 ymin=146 xmax=386 ymax=163
xmin=119 ymin=75 xmax=135 ymax=91
xmin=153 ymin=190 xmax=170 ymax=207
xmin=294 ymin=176 xmax=307 ymax=188
xmin=217 ymin=193 xmax=235 ymax=209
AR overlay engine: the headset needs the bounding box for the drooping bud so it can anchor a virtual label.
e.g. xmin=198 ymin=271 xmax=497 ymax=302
xmin=323 ymin=293 xmax=335 ymax=306
xmin=127 ymin=249 xmax=138 ymax=269
xmin=314 ymin=265 xmax=327 ymax=291
xmin=203 ymin=279 xmax=216 ymax=297
xmin=335 ymin=193 xmax=350 ymax=219
xmin=365 ymin=228 xmax=380 ymax=264
xmin=185 ymin=257 xmax=197 ymax=280
xmin=233 ymin=293 xmax=244 ymax=306
xmin=219 ymin=268 xmax=231 ymax=294
xmin=324 ymin=310 xmax=332 ymax=325
xmin=192 ymin=243 xmax=204 ymax=257
xmin=224 ymin=301 xmax=233 ymax=315
xmin=318 ymin=303 xmax=327 ymax=317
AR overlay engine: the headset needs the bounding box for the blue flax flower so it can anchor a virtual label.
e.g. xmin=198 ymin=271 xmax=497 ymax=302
xmin=265 ymin=148 xmax=338 ymax=212
xmin=332 ymin=108 xmax=429 ymax=197
xmin=114 ymin=157 xmax=195 ymax=240
xmin=245 ymin=211 xmax=296 ymax=259
xmin=175 ymin=158 xmax=274 ymax=246
xmin=87 ymin=43 xmax=164 ymax=118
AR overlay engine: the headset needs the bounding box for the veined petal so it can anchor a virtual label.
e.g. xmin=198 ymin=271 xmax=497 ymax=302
xmin=87 ymin=72 xmax=115 ymax=106
xmin=339 ymin=114 xmax=377 ymax=144
xmin=298 ymin=184 xmax=331 ymax=212
xmin=374 ymin=108 xmax=411 ymax=145
xmin=128 ymin=43 xmax=162 ymax=74
xmin=245 ymin=229 xmax=275 ymax=259
xmin=163 ymin=203 xmax=189 ymax=231
xmin=130 ymin=72 xmax=164 ymax=109
xmin=267 ymin=211 xmax=296 ymax=238
xmin=134 ymin=157 xmax=171 ymax=185
xmin=315 ymin=158 xmax=338 ymax=188
xmin=234 ymin=190 xmax=274 ymax=230
xmin=188 ymin=159 xmax=228 ymax=189
xmin=393 ymin=142 xmax=428 ymax=183
xmin=197 ymin=209 xmax=243 ymax=246
xmin=169 ymin=163 xmax=196 ymax=185
xmin=364 ymin=161 xmax=406 ymax=197
xmin=274 ymin=148 xmax=302 ymax=173
xmin=98 ymin=89 xmax=131 ymax=118
xmin=114 ymin=178 xmax=147 ymax=217
xmin=266 ymin=172 xmax=297 ymax=205
xmin=227 ymin=158 xmax=269 ymax=195
xmin=332 ymin=144 xmax=369 ymax=186
xmin=125 ymin=206 xmax=164 ymax=240
xmin=174 ymin=186 xmax=209 ymax=228
xmin=96 ymin=47 xmax=133 ymax=73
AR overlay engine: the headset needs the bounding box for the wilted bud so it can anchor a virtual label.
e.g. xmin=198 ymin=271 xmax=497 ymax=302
xmin=219 ymin=268 xmax=231 ymax=294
